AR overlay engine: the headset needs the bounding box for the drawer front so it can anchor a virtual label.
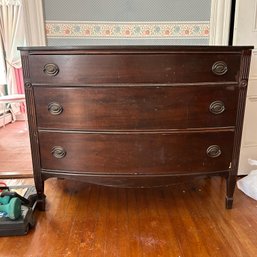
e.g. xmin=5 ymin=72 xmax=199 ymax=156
xmin=39 ymin=131 xmax=234 ymax=174
xmin=34 ymin=85 xmax=238 ymax=130
xmin=29 ymin=53 xmax=241 ymax=84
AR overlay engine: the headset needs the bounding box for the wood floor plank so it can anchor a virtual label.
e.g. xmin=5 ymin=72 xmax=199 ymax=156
xmin=76 ymin=186 xmax=102 ymax=257
xmin=126 ymin=189 xmax=143 ymax=257
xmin=153 ymin=189 xmax=184 ymax=257
xmin=103 ymin=188 xmax=120 ymax=257
xmin=204 ymin=178 xmax=257 ymax=257
xmin=136 ymin=189 xmax=164 ymax=257
xmin=187 ymin=184 xmax=236 ymax=257
xmin=146 ymin=189 xmax=182 ymax=257
xmin=114 ymin=188 xmax=130 ymax=257
xmin=62 ymin=185 xmax=96 ymax=257
xmin=164 ymin=187 xmax=210 ymax=257
xmin=0 ymin=121 xmax=32 ymax=176
xmin=1 ymin=177 xmax=257 ymax=257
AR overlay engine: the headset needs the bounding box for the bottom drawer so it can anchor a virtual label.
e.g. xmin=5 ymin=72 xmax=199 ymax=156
xmin=39 ymin=131 xmax=234 ymax=174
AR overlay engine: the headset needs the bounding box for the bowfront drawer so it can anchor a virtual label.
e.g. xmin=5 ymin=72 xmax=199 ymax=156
xmin=34 ymin=85 xmax=238 ymax=130
xmin=29 ymin=53 xmax=241 ymax=84
xmin=39 ymin=131 xmax=234 ymax=174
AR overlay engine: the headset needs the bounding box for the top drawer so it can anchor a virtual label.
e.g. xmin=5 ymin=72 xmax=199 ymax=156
xmin=28 ymin=53 xmax=241 ymax=84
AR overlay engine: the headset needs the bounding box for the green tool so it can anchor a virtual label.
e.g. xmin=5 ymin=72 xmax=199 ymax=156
xmin=0 ymin=197 xmax=21 ymax=220
xmin=0 ymin=196 xmax=11 ymax=205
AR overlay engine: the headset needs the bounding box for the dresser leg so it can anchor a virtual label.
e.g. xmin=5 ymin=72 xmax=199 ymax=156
xmin=34 ymin=178 xmax=46 ymax=211
xmin=36 ymin=194 xmax=46 ymax=211
xmin=225 ymin=196 xmax=233 ymax=209
xmin=225 ymin=175 xmax=237 ymax=209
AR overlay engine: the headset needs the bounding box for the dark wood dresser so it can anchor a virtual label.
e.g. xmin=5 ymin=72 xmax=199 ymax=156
xmin=18 ymin=46 xmax=253 ymax=209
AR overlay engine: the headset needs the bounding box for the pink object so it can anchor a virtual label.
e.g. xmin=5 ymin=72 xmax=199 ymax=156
xmin=14 ymin=68 xmax=25 ymax=113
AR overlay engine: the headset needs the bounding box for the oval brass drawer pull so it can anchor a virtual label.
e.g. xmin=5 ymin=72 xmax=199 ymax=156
xmin=212 ymin=61 xmax=228 ymax=76
xmin=43 ymin=63 xmax=59 ymax=76
xmin=51 ymin=146 xmax=66 ymax=159
xmin=209 ymin=100 xmax=225 ymax=115
xmin=206 ymin=145 xmax=221 ymax=158
xmin=48 ymin=102 xmax=63 ymax=115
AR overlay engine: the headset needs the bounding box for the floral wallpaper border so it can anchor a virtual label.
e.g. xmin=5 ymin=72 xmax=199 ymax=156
xmin=46 ymin=21 xmax=210 ymax=39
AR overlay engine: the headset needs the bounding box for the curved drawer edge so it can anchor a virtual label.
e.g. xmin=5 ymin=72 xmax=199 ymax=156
xmin=41 ymin=169 xmax=230 ymax=188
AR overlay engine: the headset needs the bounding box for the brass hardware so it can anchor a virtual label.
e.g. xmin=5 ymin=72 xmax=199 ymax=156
xmin=48 ymin=102 xmax=63 ymax=115
xmin=43 ymin=63 xmax=59 ymax=76
xmin=206 ymin=145 xmax=221 ymax=158
xmin=212 ymin=61 xmax=228 ymax=75
xmin=209 ymin=100 xmax=225 ymax=115
xmin=51 ymin=146 xmax=66 ymax=159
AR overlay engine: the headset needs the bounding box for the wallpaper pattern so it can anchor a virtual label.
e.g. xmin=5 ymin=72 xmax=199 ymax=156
xmin=46 ymin=21 xmax=209 ymax=39
xmin=43 ymin=0 xmax=211 ymax=45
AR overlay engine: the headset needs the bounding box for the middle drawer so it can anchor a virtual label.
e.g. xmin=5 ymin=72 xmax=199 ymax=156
xmin=34 ymin=85 xmax=238 ymax=130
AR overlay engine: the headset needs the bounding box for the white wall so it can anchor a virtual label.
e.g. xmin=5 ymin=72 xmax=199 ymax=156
xmin=233 ymin=0 xmax=257 ymax=174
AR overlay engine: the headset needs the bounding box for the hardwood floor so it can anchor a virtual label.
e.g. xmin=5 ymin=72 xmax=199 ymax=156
xmin=0 ymin=176 xmax=257 ymax=257
xmin=0 ymin=121 xmax=33 ymax=178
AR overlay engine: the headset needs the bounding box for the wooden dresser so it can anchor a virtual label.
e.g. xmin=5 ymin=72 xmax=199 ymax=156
xmin=18 ymin=46 xmax=252 ymax=209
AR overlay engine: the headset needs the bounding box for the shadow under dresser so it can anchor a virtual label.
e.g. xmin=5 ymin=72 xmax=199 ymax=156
xmin=18 ymin=46 xmax=253 ymax=209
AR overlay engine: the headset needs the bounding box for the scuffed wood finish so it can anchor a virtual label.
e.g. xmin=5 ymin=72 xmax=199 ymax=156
xmin=18 ymin=46 xmax=253 ymax=209
xmin=38 ymin=131 xmax=234 ymax=174
xmin=34 ymin=85 xmax=238 ymax=130
xmin=28 ymin=53 xmax=242 ymax=84
xmin=1 ymin=177 xmax=257 ymax=257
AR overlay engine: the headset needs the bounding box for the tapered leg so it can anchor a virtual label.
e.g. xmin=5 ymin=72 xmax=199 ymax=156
xmin=34 ymin=178 xmax=46 ymax=211
xmin=225 ymin=174 xmax=237 ymax=209
xmin=36 ymin=194 xmax=46 ymax=211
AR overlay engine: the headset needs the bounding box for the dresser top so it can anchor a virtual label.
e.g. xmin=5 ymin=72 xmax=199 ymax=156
xmin=18 ymin=45 xmax=253 ymax=53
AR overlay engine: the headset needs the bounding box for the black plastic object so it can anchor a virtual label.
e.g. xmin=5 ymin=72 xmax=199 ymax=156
xmin=0 ymin=185 xmax=38 ymax=236
xmin=1 ymin=191 xmax=30 ymax=205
